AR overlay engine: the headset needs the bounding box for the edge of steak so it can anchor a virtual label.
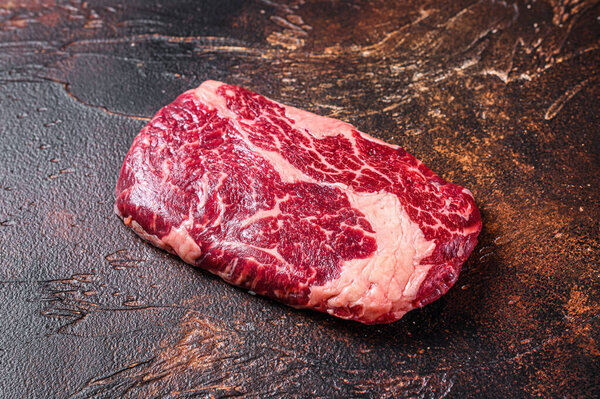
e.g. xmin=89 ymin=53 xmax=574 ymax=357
xmin=115 ymin=80 xmax=482 ymax=324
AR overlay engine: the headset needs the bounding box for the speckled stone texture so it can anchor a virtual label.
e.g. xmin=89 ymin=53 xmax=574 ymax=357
xmin=0 ymin=0 xmax=598 ymax=398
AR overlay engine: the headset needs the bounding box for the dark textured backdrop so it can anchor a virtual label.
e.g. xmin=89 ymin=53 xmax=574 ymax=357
xmin=0 ymin=1 xmax=599 ymax=398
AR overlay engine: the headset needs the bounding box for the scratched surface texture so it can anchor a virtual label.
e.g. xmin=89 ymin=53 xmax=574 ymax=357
xmin=0 ymin=0 xmax=599 ymax=398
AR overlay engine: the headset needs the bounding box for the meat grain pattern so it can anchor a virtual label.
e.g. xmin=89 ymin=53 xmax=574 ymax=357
xmin=115 ymin=81 xmax=482 ymax=323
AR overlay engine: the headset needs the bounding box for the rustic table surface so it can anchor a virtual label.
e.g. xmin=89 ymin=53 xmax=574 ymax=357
xmin=1 ymin=1 xmax=598 ymax=398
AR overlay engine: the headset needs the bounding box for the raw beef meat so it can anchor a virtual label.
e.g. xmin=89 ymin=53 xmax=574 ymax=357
xmin=115 ymin=81 xmax=481 ymax=324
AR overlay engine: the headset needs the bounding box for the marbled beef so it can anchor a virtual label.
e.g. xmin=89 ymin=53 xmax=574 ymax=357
xmin=115 ymin=81 xmax=481 ymax=324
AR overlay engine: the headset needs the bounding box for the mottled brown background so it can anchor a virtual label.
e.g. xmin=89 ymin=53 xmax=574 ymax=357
xmin=0 ymin=0 xmax=598 ymax=398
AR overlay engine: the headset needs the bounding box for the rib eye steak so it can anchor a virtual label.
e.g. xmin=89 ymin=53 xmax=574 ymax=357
xmin=115 ymin=81 xmax=481 ymax=324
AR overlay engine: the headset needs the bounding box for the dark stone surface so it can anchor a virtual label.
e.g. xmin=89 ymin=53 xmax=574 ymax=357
xmin=0 ymin=1 xmax=598 ymax=397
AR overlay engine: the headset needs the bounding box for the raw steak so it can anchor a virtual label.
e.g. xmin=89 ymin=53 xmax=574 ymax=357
xmin=115 ymin=80 xmax=482 ymax=324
